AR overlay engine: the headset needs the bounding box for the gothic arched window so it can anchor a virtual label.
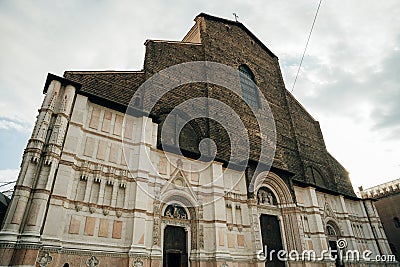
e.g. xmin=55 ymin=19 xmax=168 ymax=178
xmin=394 ymin=217 xmax=400 ymax=228
xmin=239 ymin=65 xmax=260 ymax=108
xmin=306 ymin=166 xmax=327 ymax=188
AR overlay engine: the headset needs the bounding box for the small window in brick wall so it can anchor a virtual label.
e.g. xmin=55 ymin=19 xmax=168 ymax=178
xmin=239 ymin=64 xmax=260 ymax=108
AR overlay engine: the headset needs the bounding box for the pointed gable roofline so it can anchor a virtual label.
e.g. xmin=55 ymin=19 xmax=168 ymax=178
xmin=196 ymin=13 xmax=277 ymax=59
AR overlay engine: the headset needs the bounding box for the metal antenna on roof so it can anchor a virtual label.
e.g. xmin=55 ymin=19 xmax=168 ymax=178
xmin=233 ymin=13 xmax=239 ymax=22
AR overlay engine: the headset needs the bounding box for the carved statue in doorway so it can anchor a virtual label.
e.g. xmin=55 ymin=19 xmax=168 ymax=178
xmin=164 ymin=204 xmax=188 ymax=219
xmin=257 ymin=187 xmax=277 ymax=205
xmin=267 ymin=193 xmax=274 ymax=205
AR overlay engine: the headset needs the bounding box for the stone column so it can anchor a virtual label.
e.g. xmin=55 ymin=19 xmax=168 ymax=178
xmin=208 ymin=162 xmax=231 ymax=264
xmin=231 ymin=203 xmax=236 ymax=225
xmin=339 ymin=195 xmax=357 ymax=251
xmin=97 ymin=179 xmax=106 ymax=205
xmin=248 ymin=198 xmax=262 ymax=257
xmin=41 ymin=94 xmax=87 ymax=246
xmin=111 ymin=179 xmax=118 ymax=207
xmin=0 ymin=78 xmax=77 ymax=267
xmin=0 ymin=80 xmax=61 ymax=243
xmin=128 ymin=117 xmax=156 ymax=259
xmin=20 ymin=85 xmax=76 ymax=243
xmin=307 ymin=187 xmax=328 ymax=254
xmin=129 ymin=179 xmax=150 ymax=257
xmin=281 ymin=206 xmax=303 ymax=253
xmin=84 ymin=176 xmax=94 ymax=203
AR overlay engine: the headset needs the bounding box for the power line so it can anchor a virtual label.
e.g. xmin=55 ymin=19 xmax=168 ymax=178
xmin=0 ymin=181 xmax=16 ymax=188
xmin=291 ymin=0 xmax=322 ymax=93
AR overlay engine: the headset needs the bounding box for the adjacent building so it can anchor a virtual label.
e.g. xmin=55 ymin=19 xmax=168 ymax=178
xmin=359 ymin=179 xmax=400 ymax=261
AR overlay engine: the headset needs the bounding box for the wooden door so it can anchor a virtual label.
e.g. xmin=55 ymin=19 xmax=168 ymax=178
xmin=163 ymin=226 xmax=188 ymax=267
xmin=260 ymin=214 xmax=285 ymax=267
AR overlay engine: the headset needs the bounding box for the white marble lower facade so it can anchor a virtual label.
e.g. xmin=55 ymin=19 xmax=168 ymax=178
xmin=0 ymin=83 xmax=397 ymax=267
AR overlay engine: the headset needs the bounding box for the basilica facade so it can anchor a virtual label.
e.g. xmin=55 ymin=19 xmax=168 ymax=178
xmin=0 ymin=13 xmax=396 ymax=267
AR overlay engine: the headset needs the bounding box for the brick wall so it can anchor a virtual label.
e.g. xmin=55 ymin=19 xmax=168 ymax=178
xmin=65 ymin=14 xmax=356 ymax=197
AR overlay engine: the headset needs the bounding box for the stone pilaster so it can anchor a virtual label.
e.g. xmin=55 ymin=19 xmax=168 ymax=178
xmin=0 ymin=76 xmax=78 ymax=266
xmin=20 ymin=84 xmax=76 ymax=242
xmin=339 ymin=195 xmax=358 ymax=251
xmin=0 ymin=80 xmax=62 ymax=242
xmin=307 ymin=187 xmax=329 ymax=254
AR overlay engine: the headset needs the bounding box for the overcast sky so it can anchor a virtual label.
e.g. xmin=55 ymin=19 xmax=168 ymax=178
xmin=0 ymin=0 xmax=399 ymax=192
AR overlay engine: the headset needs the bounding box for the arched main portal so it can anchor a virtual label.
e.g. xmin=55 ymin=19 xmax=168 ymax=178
xmin=158 ymin=177 xmax=200 ymax=267
xmin=252 ymin=171 xmax=300 ymax=267
xmin=160 ymin=202 xmax=193 ymax=267
xmin=259 ymin=214 xmax=285 ymax=267
xmin=163 ymin=225 xmax=188 ymax=267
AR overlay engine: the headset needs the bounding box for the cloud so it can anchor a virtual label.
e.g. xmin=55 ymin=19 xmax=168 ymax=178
xmin=285 ymin=34 xmax=400 ymax=139
xmin=0 ymin=117 xmax=32 ymax=133
xmin=0 ymin=169 xmax=18 ymax=183
xmin=369 ymin=42 xmax=400 ymax=131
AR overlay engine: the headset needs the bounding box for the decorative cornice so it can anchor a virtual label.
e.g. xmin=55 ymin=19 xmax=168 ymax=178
xmin=359 ymin=178 xmax=400 ymax=199
xmin=0 ymin=242 xmax=41 ymax=250
xmin=43 ymin=73 xmax=82 ymax=94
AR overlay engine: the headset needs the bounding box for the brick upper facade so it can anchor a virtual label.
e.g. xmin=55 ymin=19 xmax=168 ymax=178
xmin=64 ymin=13 xmax=356 ymax=198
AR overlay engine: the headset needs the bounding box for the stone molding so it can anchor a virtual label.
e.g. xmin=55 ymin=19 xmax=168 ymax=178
xmin=359 ymin=178 xmax=400 ymax=199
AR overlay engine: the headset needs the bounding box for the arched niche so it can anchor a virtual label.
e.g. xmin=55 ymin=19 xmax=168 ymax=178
xmin=253 ymin=171 xmax=295 ymax=205
xmin=306 ymin=165 xmax=327 ymax=188
xmin=164 ymin=204 xmax=189 ymax=220
xmin=257 ymin=186 xmax=278 ymax=205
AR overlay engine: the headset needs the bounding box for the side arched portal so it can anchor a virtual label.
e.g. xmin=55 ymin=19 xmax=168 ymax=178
xmin=325 ymin=220 xmax=344 ymax=267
